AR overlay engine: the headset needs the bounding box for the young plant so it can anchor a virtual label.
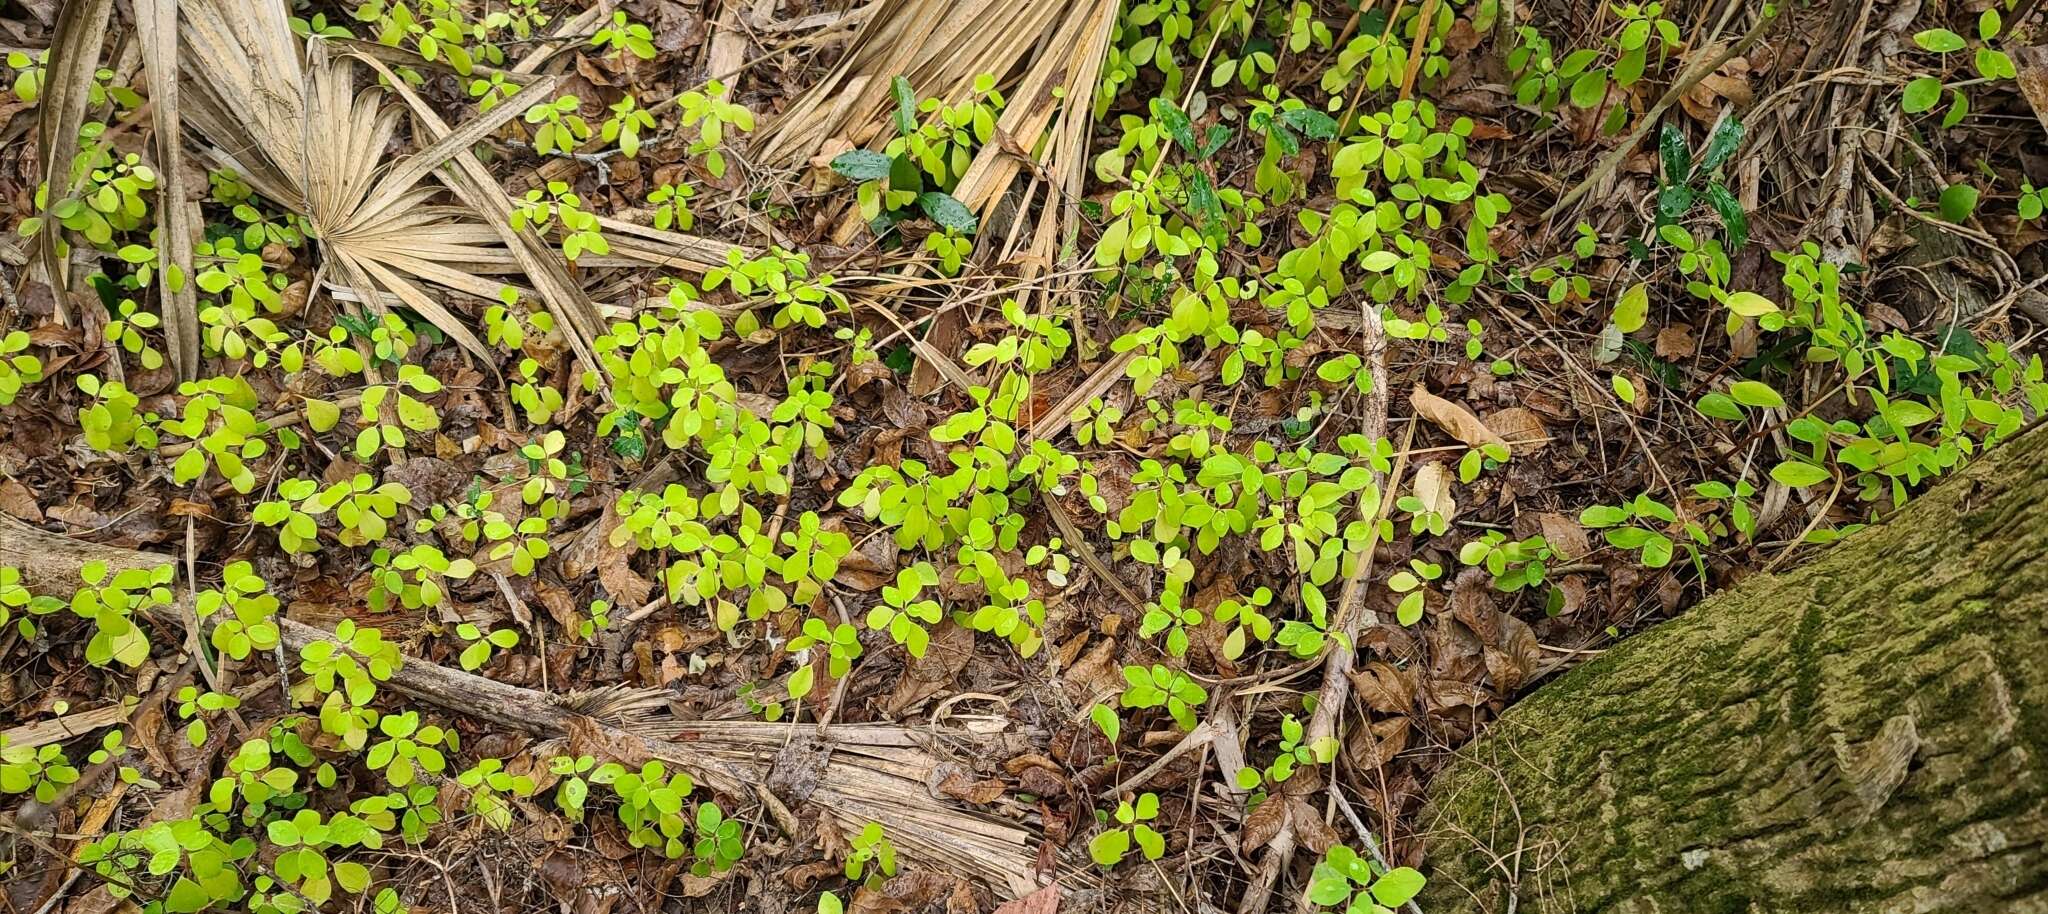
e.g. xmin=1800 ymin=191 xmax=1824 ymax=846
xmin=845 ymin=822 xmax=898 ymax=887
xmin=675 ymin=80 xmax=755 ymax=178
xmin=1306 ymin=845 xmax=1427 ymax=912
xmin=1580 ymin=493 xmax=1681 ymax=568
xmin=648 ymin=181 xmax=697 ymax=231
xmin=0 ymin=330 xmax=44 ymax=405
xmin=601 ymin=94 xmax=657 ymax=157
xmin=590 ymin=11 xmax=656 ymax=60
xmin=512 ymin=181 xmax=610 ymax=262
xmin=1458 ymin=533 xmax=1552 ymax=593
xmin=1119 ymin=664 xmax=1206 ymax=730
xmin=1088 ymin=793 xmax=1165 ymax=866
xmin=785 ymin=616 xmax=863 ymax=701
xmin=454 ymin=622 xmax=519 ymax=671
xmin=524 ymin=94 xmax=592 ymax=155
xmin=197 ymin=561 xmax=281 ymax=661
xmin=866 ymin=562 xmax=944 ymax=657
xmin=1654 ymin=117 xmax=1747 ymax=247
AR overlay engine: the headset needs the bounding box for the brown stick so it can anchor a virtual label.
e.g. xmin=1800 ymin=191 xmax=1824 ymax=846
xmin=1236 ymin=305 xmax=1398 ymax=914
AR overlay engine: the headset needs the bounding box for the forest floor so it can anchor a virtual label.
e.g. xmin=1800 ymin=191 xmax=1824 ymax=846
xmin=0 ymin=0 xmax=2044 ymax=912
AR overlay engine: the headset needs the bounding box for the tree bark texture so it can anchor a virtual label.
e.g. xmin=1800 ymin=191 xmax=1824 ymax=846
xmin=1421 ymin=422 xmax=2048 ymax=914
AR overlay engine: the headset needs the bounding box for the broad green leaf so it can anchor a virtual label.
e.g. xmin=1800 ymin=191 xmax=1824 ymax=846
xmin=1089 ymin=828 xmax=1130 ymax=866
xmin=1938 ymin=184 xmax=1979 ymax=223
xmin=1611 ymin=374 xmax=1636 ymax=404
xmin=1612 ymin=282 xmax=1648 ymax=333
xmin=1658 ymin=123 xmax=1691 ymax=186
xmin=890 ymin=76 xmax=917 ymax=135
xmin=1913 ymin=28 xmax=1965 ymax=52
xmin=829 ymin=149 xmax=893 ymax=181
xmin=921 ymin=191 xmax=974 ymax=233
xmin=1703 ymin=182 xmax=1748 ymax=248
xmin=304 ymin=398 xmax=340 ymax=433
xmin=1723 ymin=291 xmax=1778 ymax=317
xmin=1696 ymin=393 xmax=1745 ymax=421
xmin=1373 ymin=867 xmax=1427 ymax=907
xmin=1770 ymin=461 xmax=1830 ymax=488
xmin=1729 ymin=380 xmax=1785 ymax=408
xmin=1697 ymin=116 xmax=1744 ymax=172
xmin=1901 ymin=76 xmax=1942 ymax=113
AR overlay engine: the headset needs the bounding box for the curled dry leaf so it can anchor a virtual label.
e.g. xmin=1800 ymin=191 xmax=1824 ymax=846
xmin=1411 ymin=462 xmax=1457 ymax=524
xmin=1655 ymin=323 xmax=1697 ymax=359
xmin=1680 ymin=51 xmax=1755 ymax=122
xmin=1241 ymin=790 xmax=1290 ymax=851
xmin=1348 ymin=661 xmax=1417 ymax=715
xmin=1345 ymin=716 xmax=1411 ymax=770
xmin=1410 ymin=384 xmax=1509 ymax=450
xmin=1481 ymin=611 xmax=1543 ymax=693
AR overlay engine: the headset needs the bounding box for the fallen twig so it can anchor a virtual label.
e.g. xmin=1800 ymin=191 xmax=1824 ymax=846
xmin=1236 ymin=301 xmax=1398 ymax=914
xmin=0 ymin=513 xmax=1047 ymax=900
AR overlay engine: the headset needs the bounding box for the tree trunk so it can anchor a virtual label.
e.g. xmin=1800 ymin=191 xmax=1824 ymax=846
xmin=1420 ymin=422 xmax=2048 ymax=914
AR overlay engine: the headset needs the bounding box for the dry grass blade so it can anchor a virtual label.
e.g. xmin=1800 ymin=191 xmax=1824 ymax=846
xmin=31 ymin=0 xmax=116 ymax=324
xmin=135 ymin=0 xmax=200 ymax=381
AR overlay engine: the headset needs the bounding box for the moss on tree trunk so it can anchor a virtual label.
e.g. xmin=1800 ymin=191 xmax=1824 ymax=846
xmin=1421 ymin=422 xmax=2048 ymax=914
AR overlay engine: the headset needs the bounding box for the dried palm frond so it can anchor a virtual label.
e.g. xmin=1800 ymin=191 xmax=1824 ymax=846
xmin=31 ymin=0 xmax=116 ymax=326
xmin=756 ymin=0 xmax=1115 ymax=396
xmin=135 ymin=0 xmax=201 ymax=380
xmin=176 ymin=0 xmax=604 ymax=371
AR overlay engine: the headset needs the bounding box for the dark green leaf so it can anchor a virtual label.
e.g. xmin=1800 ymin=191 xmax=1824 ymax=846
xmin=1697 ymin=116 xmax=1744 ymax=173
xmin=829 ymin=149 xmax=893 ymax=181
xmin=890 ymin=76 xmax=917 ymax=136
xmin=1938 ymin=184 xmax=1979 ymax=223
xmin=1201 ymin=124 xmax=1233 ymax=157
xmin=1702 ymin=182 xmax=1748 ymax=249
xmin=1270 ymin=124 xmax=1301 ymax=156
xmin=1655 ymin=185 xmax=1695 ymax=222
xmin=888 ymin=153 xmax=924 ymax=194
xmin=1280 ymin=107 xmax=1336 ymax=140
xmin=1188 ymin=172 xmax=1223 ymax=230
xmin=1149 ymin=97 xmax=1198 ymax=154
xmin=916 ymin=192 xmax=978 ymax=234
xmin=1658 ymin=123 xmax=1691 ymax=186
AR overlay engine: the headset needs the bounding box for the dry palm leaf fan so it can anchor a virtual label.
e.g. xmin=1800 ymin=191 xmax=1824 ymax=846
xmin=174 ymin=0 xmax=608 ymax=372
xmin=755 ymin=0 xmax=1118 ymax=286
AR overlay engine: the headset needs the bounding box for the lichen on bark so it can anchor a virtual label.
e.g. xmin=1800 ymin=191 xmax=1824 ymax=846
xmin=1421 ymin=422 xmax=2048 ymax=914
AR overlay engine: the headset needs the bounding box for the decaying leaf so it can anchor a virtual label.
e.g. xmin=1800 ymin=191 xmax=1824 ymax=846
xmin=1411 ymin=462 xmax=1457 ymax=523
xmin=992 ymin=883 xmax=1060 ymax=914
xmin=1483 ymin=407 xmax=1548 ymax=454
xmin=1411 ymin=384 xmax=1509 ymax=450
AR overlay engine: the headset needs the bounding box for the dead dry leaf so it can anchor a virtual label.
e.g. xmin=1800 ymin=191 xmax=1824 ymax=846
xmin=1411 ymin=462 xmax=1457 ymax=524
xmin=1410 ymin=384 xmax=1508 ymax=450
xmin=1529 ymin=512 xmax=1589 ymax=560
xmin=1483 ymin=407 xmax=1548 ymax=454
xmin=1655 ymin=323 xmax=1697 ymax=359
xmin=992 ymin=882 xmax=1061 ymax=914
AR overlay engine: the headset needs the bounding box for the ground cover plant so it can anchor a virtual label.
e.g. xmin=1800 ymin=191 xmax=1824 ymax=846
xmin=0 ymin=0 xmax=2044 ymax=912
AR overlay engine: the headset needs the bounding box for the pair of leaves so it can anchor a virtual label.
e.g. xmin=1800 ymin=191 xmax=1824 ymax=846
xmin=1659 ymin=118 xmax=1744 ymax=186
xmin=829 ymin=150 xmax=979 ymax=234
